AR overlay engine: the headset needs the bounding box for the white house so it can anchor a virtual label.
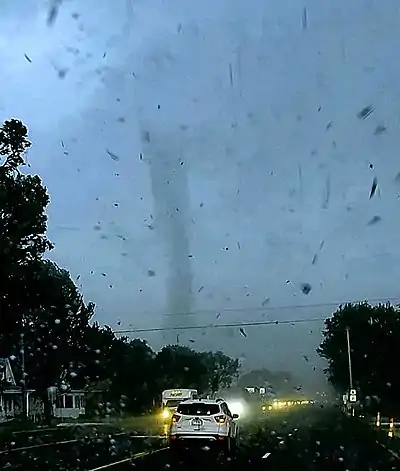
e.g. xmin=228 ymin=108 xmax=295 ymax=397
xmin=0 ymin=358 xmax=88 ymax=422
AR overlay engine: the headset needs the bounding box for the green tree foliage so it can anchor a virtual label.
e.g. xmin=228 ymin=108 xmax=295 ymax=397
xmin=152 ymin=346 xmax=240 ymax=396
xmin=107 ymin=338 xmax=155 ymax=413
xmin=0 ymin=119 xmax=53 ymax=356
xmin=201 ymin=351 xmax=240 ymax=392
xmin=5 ymin=260 xmax=108 ymax=420
xmin=317 ymin=302 xmax=400 ymax=412
xmin=153 ymin=345 xmax=210 ymax=393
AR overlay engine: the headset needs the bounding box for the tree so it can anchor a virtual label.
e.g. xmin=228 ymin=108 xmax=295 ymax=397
xmin=107 ymin=338 xmax=156 ymax=413
xmin=201 ymin=351 xmax=240 ymax=392
xmin=5 ymin=260 xmax=101 ymax=421
xmin=0 ymin=119 xmax=53 ymax=357
xmin=152 ymin=346 xmax=240 ymax=396
xmin=317 ymin=302 xmax=400 ymax=413
xmin=153 ymin=345 xmax=209 ymax=393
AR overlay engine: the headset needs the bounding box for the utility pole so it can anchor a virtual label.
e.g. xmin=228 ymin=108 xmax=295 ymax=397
xmin=346 ymin=326 xmax=354 ymax=415
xmin=20 ymin=317 xmax=27 ymax=420
xmin=346 ymin=327 xmax=353 ymax=389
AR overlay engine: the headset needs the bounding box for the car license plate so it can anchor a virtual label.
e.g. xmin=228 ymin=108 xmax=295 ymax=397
xmin=191 ymin=418 xmax=203 ymax=427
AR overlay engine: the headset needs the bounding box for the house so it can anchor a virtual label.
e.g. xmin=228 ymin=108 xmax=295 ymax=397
xmin=0 ymin=358 xmax=93 ymax=422
xmin=53 ymin=389 xmax=86 ymax=419
xmin=0 ymin=358 xmax=29 ymax=422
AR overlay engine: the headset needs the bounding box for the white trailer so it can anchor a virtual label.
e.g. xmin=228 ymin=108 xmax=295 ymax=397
xmin=161 ymin=389 xmax=198 ymax=420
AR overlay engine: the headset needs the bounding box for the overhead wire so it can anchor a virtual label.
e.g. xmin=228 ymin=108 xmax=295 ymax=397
xmin=158 ymin=296 xmax=400 ymax=317
xmin=114 ymin=316 xmax=325 ymax=334
xmin=112 ymin=295 xmax=400 ymax=334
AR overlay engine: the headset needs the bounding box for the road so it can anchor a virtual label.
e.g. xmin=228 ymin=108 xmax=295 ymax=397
xmin=2 ymin=406 xmax=399 ymax=470
xmin=117 ymin=405 xmax=400 ymax=471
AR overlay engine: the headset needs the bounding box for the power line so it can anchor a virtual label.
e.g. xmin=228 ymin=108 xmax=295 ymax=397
xmin=112 ymin=295 xmax=400 ymax=335
xmin=145 ymin=296 xmax=400 ymax=318
xmin=114 ymin=317 xmax=325 ymax=334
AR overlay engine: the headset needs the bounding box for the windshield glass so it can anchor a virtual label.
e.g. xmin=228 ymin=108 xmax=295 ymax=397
xmin=177 ymin=403 xmax=220 ymax=416
xmin=0 ymin=1 xmax=398 ymax=470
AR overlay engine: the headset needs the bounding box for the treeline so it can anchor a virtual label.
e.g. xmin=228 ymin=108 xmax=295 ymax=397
xmin=318 ymin=301 xmax=400 ymax=415
xmin=0 ymin=119 xmax=239 ymax=417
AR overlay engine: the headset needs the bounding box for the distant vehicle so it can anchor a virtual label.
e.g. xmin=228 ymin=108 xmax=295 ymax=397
xmin=261 ymin=397 xmax=314 ymax=412
xmin=169 ymin=398 xmax=239 ymax=454
xmin=161 ymin=389 xmax=198 ymax=421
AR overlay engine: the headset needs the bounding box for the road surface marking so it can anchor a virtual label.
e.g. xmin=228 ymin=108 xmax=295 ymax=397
xmin=262 ymin=452 xmax=271 ymax=459
xmin=376 ymin=440 xmax=400 ymax=460
xmin=87 ymin=447 xmax=169 ymax=471
xmin=0 ymin=439 xmax=78 ymax=454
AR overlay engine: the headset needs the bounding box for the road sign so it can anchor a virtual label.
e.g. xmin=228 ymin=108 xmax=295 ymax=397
xmin=349 ymin=394 xmax=357 ymax=402
xmin=350 ymin=389 xmax=356 ymax=396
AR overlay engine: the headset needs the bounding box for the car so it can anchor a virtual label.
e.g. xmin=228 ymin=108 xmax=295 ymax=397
xmin=168 ymin=398 xmax=239 ymax=454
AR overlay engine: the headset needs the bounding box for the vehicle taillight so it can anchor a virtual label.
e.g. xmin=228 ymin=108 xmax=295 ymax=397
xmin=214 ymin=414 xmax=226 ymax=424
xmin=171 ymin=414 xmax=181 ymax=423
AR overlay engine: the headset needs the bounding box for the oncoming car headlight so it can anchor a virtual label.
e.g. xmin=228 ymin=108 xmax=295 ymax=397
xmin=227 ymin=401 xmax=244 ymax=416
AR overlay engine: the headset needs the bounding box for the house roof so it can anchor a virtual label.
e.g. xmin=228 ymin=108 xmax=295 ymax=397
xmin=0 ymin=358 xmax=17 ymax=386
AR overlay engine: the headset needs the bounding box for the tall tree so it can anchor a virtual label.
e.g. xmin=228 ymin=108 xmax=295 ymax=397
xmin=318 ymin=302 xmax=400 ymax=412
xmin=108 ymin=338 xmax=156 ymax=413
xmin=154 ymin=345 xmax=210 ymax=393
xmin=202 ymin=351 xmax=240 ymax=392
xmin=7 ymin=260 xmax=98 ymax=419
xmin=0 ymin=119 xmax=53 ymax=356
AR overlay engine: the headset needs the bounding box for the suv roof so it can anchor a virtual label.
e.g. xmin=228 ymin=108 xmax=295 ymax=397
xmin=178 ymin=399 xmax=222 ymax=405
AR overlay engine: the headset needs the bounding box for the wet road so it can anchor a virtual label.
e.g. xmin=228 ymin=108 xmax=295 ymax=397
xmin=2 ymin=406 xmax=399 ymax=470
xmin=122 ymin=405 xmax=400 ymax=471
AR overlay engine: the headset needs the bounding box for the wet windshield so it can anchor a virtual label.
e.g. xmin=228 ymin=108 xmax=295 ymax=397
xmin=0 ymin=1 xmax=399 ymax=471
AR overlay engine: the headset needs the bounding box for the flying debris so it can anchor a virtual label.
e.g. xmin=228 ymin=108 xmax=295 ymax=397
xmin=300 ymin=283 xmax=312 ymax=295
xmin=369 ymin=177 xmax=378 ymax=199
xmin=228 ymin=63 xmax=234 ymax=87
xmin=141 ymin=130 xmax=151 ymax=143
xmin=24 ymin=54 xmax=32 ymax=63
xmin=106 ymin=149 xmax=120 ymax=161
xmin=239 ymin=328 xmax=247 ymax=337
xmin=374 ymin=124 xmax=387 ymax=135
xmin=357 ymin=105 xmax=374 ymax=120
xmin=47 ymin=0 xmax=63 ymax=26
xmin=367 ymin=215 xmax=381 ymax=225
xmin=261 ymin=297 xmax=270 ymax=307
xmin=57 ymin=68 xmax=69 ymax=79
xmin=302 ymin=7 xmax=308 ymax=30
xmin=312 ymin=254 xmax=318 ymax=265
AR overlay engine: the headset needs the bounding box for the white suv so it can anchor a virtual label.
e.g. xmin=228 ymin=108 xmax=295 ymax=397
xmin=168 ymin=399 xmax=239 ymax=453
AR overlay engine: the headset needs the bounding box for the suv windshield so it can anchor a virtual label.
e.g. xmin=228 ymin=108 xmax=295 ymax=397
xmin=177 ymin=403 xmax=220 ymax=416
